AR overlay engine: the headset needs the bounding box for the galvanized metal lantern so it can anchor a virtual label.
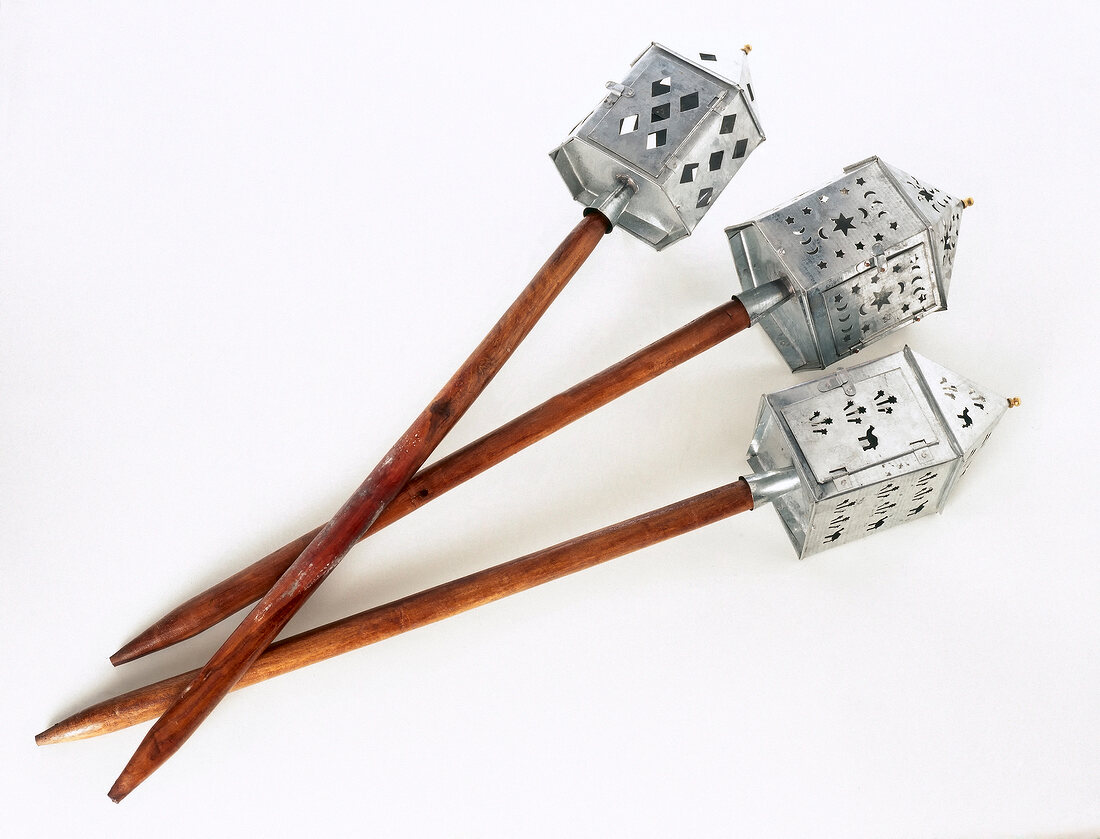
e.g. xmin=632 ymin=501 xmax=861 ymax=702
xmin=552 ymin=43 xmax=765 ymax=250
xmin=745 ymin=346 xmax=1010 ymax=558
xmin=726 ymin=156 xmax=968 ymax=371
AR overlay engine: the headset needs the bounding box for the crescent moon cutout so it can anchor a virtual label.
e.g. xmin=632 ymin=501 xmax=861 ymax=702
xmin=838 ymin=313 xmax=851 ymax=322
xmin=806 ymin=246 xmax=819 ymax=255
xmin=864 ymin=190 xmax=876 ymax=198
xmin=858 ymin=207 xmax=869 ymax=218
xmin=878 ymin=210 xmax=888 ymax=217
xmin=801 ymin=236 xmax=813 ymax=245
xmin=818 ymin=227 xmax=829 ymax=239
xmin=859 ymin=304 xmax=870 ymax=316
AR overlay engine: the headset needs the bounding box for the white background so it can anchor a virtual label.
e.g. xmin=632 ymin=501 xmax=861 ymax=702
xmin=3 ymin=1 xmax=1097 ymax=836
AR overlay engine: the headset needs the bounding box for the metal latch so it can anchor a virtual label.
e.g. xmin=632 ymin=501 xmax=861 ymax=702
xmin=816 ymin=367 xmax=857 ymax=396
xmin=603 ymin=81 xmax=635 ymax=103
xmin=871 ymin=242 xmax=888 ymax=272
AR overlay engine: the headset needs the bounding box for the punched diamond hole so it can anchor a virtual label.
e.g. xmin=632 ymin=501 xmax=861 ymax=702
xmin=618 ymin=114 xmax=639 ymax=135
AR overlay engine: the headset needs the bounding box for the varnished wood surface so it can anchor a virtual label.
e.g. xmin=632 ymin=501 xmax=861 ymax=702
xmin=41 ymin=479 xmax=754 ymax=744
xmin=106 ymin=213 xmax=609 ymax=800
xmin=111 ymin=297 xmax=752 ymax=664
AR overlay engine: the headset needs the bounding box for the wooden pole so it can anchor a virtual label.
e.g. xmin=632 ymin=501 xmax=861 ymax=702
xmin=107 ymin=214 xmax=608 ymax=801
xmin=41 ymin=480 xmax=753 ymax=745
xmin=110 ymin=298 xmax=752 ymax=664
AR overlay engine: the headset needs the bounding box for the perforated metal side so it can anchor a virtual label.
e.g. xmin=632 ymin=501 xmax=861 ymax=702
xmin=726 ymin=157 xmax=960 ymax=370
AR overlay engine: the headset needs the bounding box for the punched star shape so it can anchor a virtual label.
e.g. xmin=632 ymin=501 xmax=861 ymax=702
xmin=871 ymin=288 xmax=893 ymax=311
xmin=832 ymin=213 xmax=856 ymax=235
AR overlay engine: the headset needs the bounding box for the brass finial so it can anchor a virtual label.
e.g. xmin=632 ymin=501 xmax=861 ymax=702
xmin=741 ymin=44 xmax=752 ymax=55
xmin=962 ymin=196 xmax=974 ymax=208
xmin=1007 ymin=397 xmax=1021 ymax=408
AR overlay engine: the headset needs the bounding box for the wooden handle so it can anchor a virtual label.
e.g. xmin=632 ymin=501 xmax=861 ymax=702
xmin=106 ymin=213 xmax=608 ymax=801
xmin=41 ymin=480 xmax=753 ymax=745
xmin=111 ymin=298 xmax=752 ymax=664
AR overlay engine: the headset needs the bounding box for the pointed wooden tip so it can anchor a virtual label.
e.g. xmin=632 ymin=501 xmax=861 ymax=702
xmin=35 ymin=711 xmax=100 ymax=745
xmin=110 ymin=723 xmax=177 ymax=801
xmin=108 ymin=760 xmax=146 ymax=802
xmin=110 ymin=634 xmax=158 ymax=666
xmin=35 ymin=724 xmax=64 ymax=746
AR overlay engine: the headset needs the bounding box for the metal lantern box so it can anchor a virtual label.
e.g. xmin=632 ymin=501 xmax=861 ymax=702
xmin=551 ymin=43 xmax=765 ymax=250
xmin=746 ymin=346 xmax=1008 ymax=558
xmin=727 ymin=156 xmax=966 ymax=371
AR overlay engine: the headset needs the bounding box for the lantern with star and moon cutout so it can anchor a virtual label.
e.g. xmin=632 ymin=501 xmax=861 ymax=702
xmin=726 ymin=156 xmax=969 ymax=371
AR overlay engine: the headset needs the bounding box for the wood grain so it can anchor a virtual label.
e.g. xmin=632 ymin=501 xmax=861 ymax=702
xmin=111 ymin=298 xmax=752 ymax=664
xmin=42 ymin=479 xmax=753 ymax=744
xmin=106 ymin=213 xmax=608 ymax=800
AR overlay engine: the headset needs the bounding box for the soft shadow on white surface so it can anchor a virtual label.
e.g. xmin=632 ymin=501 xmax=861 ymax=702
xmin=3 ymin=1 xmax=1097 ymax=836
